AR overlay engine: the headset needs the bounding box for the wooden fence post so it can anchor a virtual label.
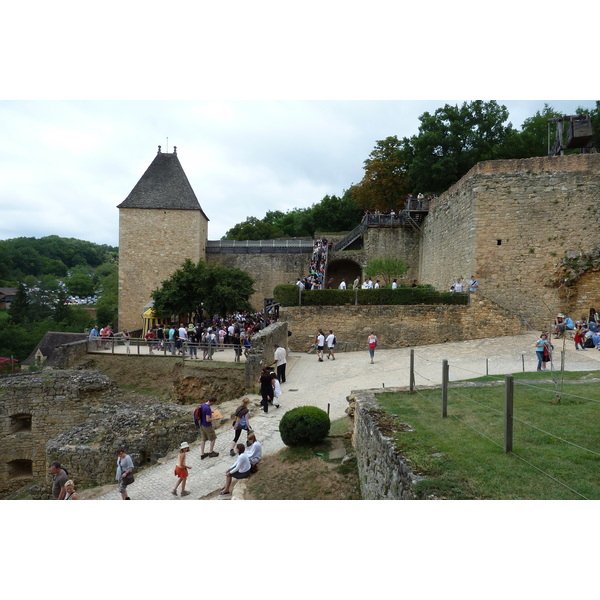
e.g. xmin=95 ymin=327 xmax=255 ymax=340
xmin=504 ymin=374 xmax=514 ymax=453
xmin=441 ymin=359 xmax=448 ymax=418
xmin=409 ymin=349 xmax=415 ymax=393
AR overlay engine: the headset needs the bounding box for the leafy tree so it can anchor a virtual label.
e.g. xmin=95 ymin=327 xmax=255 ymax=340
xmin=223 ymin=217 xmax=285 ymax=241
xmin=402 ymin=101 xmax=516 ymax=194
xmin=66 ymin=267 xmax=95 ymax=297
xmin=151 ymin=259 xmax=255 ymax=321
xmin=353 ymin=136 xmax=410 ymax=210
xmin=311 ymin=191 xmax=363 ymax=231
xmin=364 ymin=257 xmax=408 ymax=286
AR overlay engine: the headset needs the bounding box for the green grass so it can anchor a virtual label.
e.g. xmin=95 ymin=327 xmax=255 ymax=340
xmin=376 ymin=374 xmax=600 ymax=499
xmin=464 ymin=370 xmax=600 ymax=383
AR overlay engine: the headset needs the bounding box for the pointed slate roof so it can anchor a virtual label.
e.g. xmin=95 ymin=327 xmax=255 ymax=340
xmin=117 ymin=147 xmax=209 ymax=219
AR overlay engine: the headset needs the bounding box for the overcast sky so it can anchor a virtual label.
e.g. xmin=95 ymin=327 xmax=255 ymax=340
xmin=0 ymin=99 xmax=596 ymax=246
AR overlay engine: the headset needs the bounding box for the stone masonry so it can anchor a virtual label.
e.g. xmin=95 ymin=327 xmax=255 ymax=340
xmin=280 ymin=297 xmax=525 ymax=353
xmin=420 ymin=154 xmax=600 ymax=328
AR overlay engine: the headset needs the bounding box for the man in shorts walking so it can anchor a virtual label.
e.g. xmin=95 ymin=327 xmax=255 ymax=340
xmin=199 ymin=397 xmax=221 ymax=459
xmin=326 ymin=330 xmax=336 ymax=360
xmin=315 ymin=330 xmax=325 ymax=362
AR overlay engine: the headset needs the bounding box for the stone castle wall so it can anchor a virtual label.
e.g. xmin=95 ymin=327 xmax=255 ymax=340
xmin=363 ymin=227 xmax=421 ymax=283
xmin=206 ymin=252 xmax=309 ymax=310
xmin=280 ymin=297 xmax=525 ymax=353
xmin=118 ymin=207 xmax=207 ymax=331
xmin=421 ymin=154 xmax=600 ymax=329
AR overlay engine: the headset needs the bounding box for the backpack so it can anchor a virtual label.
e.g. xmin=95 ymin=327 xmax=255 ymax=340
xmin=333 ymin=335 xmax=337 ymax=345
xmin=193 ymin=406 xmax=201 ymax=427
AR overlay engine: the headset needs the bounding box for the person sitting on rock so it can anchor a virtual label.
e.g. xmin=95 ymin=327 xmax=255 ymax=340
xmin=219 ymin=443 xmax=251 ymax=496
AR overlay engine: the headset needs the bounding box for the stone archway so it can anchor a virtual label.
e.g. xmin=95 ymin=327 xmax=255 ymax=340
xmin=326 ymin=258 xmax=362 ymax=289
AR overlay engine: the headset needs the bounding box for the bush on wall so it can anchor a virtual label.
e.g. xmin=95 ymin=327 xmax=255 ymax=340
xmin=279 ymin=405 xmax=331 ymax=447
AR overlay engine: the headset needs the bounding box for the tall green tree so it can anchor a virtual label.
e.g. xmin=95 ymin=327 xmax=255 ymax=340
xmin=151 ymin=259 xmax=255 ymax=321
xmin=353 ymin=136 xmax=410 ymax=210
xmin=402 ymin=101 xmax=516 ymax=194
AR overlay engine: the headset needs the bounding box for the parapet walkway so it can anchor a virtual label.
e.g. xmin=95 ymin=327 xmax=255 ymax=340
xmin=89 ymin=334 xmax=600 ymax=500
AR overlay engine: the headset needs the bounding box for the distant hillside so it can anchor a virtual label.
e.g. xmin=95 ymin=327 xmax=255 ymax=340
xmin=0 ymin=235 xmax=117 ymax=285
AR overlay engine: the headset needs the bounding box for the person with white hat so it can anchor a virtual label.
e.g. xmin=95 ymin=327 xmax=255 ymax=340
xmin=172 ymin=441 xmax=192 ymax=497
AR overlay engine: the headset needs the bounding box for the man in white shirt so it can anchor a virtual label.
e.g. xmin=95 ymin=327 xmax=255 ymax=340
xmin=296 ymin=278 xmax=305 ymax=290
xmin=454 ymin=278 xmax=463 ymax=293
xmin=374 ymin=280 xmax=380 ymax=289
xmin=325 ymin=330 xmax=336 ymax=360
xmin=366 ymin=278 xmax=374 ymax=289
xmin=315 ymin=330 xmax=325 ymax=362
xmin=273 ymin=343 xmax=287 ymax=383
xmin=468 ymin=276 xmax=478 ymax=293
xmin=391 ymin=278 xmax=398 ymax=289
xmin=338 ymin=279 xmax=346 ymax=290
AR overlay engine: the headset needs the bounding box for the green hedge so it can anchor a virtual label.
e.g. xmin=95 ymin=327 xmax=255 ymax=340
xmin=273 ymin=284 xmax=468 ymax=307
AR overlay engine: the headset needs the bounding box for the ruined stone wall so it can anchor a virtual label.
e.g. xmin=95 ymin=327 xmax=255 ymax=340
xmin=118 ymin=207 xmax=207 ymax=331
xmin=348 ymin=389 xmax=416 ymax=499
xmin=0 ymin=371 xmax=119 ymax=495
xmin=207 ymin=252 xmax=310 ymax=311
xmin=280 ymin=298 xmax=525 ymax=353
xmin=421 ymin=154 xmax=600 ymax=329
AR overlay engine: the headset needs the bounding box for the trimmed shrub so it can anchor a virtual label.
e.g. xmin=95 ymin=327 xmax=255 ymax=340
xmin=273 ymin=283 xmax=468 ymax=307
xmin=279 ymin=405 xmax=331 ymax=447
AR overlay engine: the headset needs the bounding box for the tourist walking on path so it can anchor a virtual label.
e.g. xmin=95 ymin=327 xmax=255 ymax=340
xmin=270 ymin=372 xmax=282 ymax=408
xmin=64 ymin=480 xmax=80 ymax=500
xmin=219 ymin=443 xmax=251 ymax=496
xmin=273 ymin=343 xmax=287 ymax=382
xmin=326 ymin=330 xmax=336 ymax=360
xmin=259 ymin=368 xmax=273 ymax=413
xmin=367 ymin=332 xmax=378 ymax=364
xmin=199 ymin=397 xmax=221 ymax=459
xmin=229 ymin=398 xmax=252 ymax=456
xmin=535 ymin=333 xmax=550 ymax=371
xmin=316 ymin=330 xmax=325 ymax=362
xmin=116 ymin=448 xmax=134 ymax=500
xmin=172 ymin=442 xmax=192 ymax=496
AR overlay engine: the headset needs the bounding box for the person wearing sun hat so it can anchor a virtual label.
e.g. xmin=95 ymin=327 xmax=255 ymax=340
xmin=172 ymin=441 xmax=192 ymax=497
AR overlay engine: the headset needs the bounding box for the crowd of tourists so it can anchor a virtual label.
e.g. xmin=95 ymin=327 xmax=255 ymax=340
xmin=296 ymin=237 xmax=330 ymax=290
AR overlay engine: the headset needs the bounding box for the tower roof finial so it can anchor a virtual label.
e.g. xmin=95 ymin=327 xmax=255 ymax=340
xmin=157 ymin=145 xmax=161 ymax=154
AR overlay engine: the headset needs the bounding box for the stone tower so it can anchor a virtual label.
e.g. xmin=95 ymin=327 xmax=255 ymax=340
xmin=117 ymin=146 xmax=209 ymax=331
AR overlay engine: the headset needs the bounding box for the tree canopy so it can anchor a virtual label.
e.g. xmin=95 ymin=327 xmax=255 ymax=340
xmin=222 ymin=189 xmax=362 ymax=240
xmin=151 ymin=259 xmax=255 ymax=321
xmin=352 ymin=136 xmax=410 ymax=211
xmin=401 ymin=100 xmax=516 ymax=194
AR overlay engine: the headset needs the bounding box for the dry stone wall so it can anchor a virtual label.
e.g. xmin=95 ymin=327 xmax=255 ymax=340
xmin=281 ymin=298 xmax=525 ymax=353
xmin=348 ymin=389 xmax=416 ymax=499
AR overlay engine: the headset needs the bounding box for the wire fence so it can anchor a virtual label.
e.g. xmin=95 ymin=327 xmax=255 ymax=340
xmin=403 ymin=348 xmax=600 ymax=499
